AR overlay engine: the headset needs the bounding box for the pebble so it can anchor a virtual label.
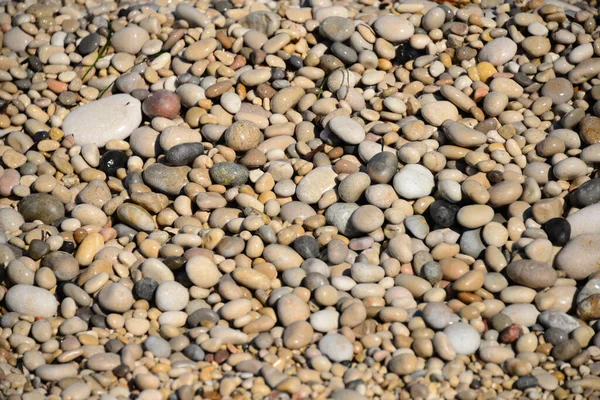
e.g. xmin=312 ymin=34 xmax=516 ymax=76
xmin=318 ymin=333 xmax=354 ymax=362
xmin=393 ymin=164 xmax=435 ymax=199
xmin=62 ymin=94 xmax=142 ymax=147
xmin=5 ymin=285 xmax=57 ymax=318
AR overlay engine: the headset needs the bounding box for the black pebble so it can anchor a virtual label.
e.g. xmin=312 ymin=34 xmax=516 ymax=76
xmin=165 ymin=142 xmax=204 ymax=166
xmin=574 ymin=178 xmax=600 ymax=207
xmin=294 ymin=235 xmax=320 ymax=259
xmin=513 ymin=376 xmax=538 ymax=390
xmin=27 ymin=56 xmax=43 ymax=72
xmin=33 ymin=130 xmax=49 ymax=143
xmin=59 ymin=240 xmax=76 ymax=254
xmin=287 ymin=55 xmax=304 ymax=71
xmin=396 ymin=42 xmax=424 ymax=65
xmin=133 ymin=277 xmax=159 ymax=301
xmin=99 ymin=150 xmax=128 ymax=176
xmin=429 ymin=200 xmax=460 ymax=228
xmin=77 ymin=32 xmax=101 ymax=55
xmin=544 ymin=218 xmax=571 ymax=247
xmin=163 ymin=256 xmax=187 ymax=270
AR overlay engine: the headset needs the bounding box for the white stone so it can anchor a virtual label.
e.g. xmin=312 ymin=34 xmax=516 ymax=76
xmin=393 ymin=164 xmax=435 ymax=199
xmin=318 ymin=333 xmax=354 ymax=362
xmin=373 ymin=16 xmax=414 ymax=43
xmin=310 ymin=309 xmax=339 ymax=332
xmin=62 ymin=94 xmax=142 ymax=147
xmin=5 ymin=285 xmax=57 ymax=318
xmin=328 ymin=116 xmax=365 ymax=145
xmin=567 ymin=203 xmax=600 ymax=238
xmin=443 ymin=323 xmax=481 ymax=355
xmin=478 ymin=38 xmax=518 ymax=66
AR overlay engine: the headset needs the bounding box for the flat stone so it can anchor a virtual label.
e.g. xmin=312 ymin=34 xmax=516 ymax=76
xmin=62 ymin=94 xmax=142 ymax=147
xmin=18 ymin=193 xmax=64 ymax=224
xmin=143 ymin=163 xmax=190 ymax=195
xmin=556 ymin=234 xmax=600 ymax=280
xmin=5 ymin=285 xmax=57 ymax=318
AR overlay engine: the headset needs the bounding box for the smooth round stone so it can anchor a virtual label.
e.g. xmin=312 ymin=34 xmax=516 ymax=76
xmin=421 ymin=261 xmax=443 ymax=285
xmin=580 ymin=116 xmax=600 ymax=145
xmin=388 ymin=353 xmax=418 ymax=376
xmin=210 ymin=162 xmax=249 ymax=186
xmin=373 ymin=15 xmax=414 ymax=43
xmin=35 ymin=364 xmax=78 ymax=381
xmin=551 ymin=339 xmax=581 ymax=361
xmin=142 ymin=163 xmax=190 ymax=195
xmin=277 ymin=293 xmax=310 ymax=326
xmin=350 ymin=205 xmax=384 ymax=233
xmin=133 ymin=277 xmax=158 ymax=301
xmin=443 ymin=121 xmax=487 ymax=147
xmin=421 ymin=101 xmax=458 ymax=126
xmin=186 ymin=256 xmax=222 ymax=289
xmin=224 ymin=121 xmax=263 ymax=152
xmin=556 ymin=234 xmax=600 ymax=280
xmin=367 ymin=152 xmax=397 ymax=183
xmin=144 ymin=336 xmax=171 ymax=358
xmin=63 ymin=94 xmax=142 ymax=147
xmin=456 ymin=205 xmax=494 ymax=228
xmin=280 ymin=202 xmax=316 ymax=222
xmin=42 ymin=251 xmax=78 ymax=281
xmin=478 ymin=37 xmax=518 ymax=66
xmin=429 ymin=200 xmax=459 ymax=228
xmin=328 ymin=116 xmax=365 ymax=145
xmin=483 ymin=92 xmax=509 ymax=116
xmin=129 ymin=127 xmax=161 ymax=158
xmin=567 ymin=203 xmax=600 ymax=238
xmin=310 ymin=309 xmax=339 ymax=332
xmin=98 ymin=283 xmax=134 ymax=312
xmin=296 ymin=166 xmax=338 ymax=204
xmin=77 ymin=32 xmax=101 ymax=55
xmin=543 ymin=218 xmax=571 ymax=246
xmin=111 ymin=25 xmax=150 ymax=54
xmin=545 ymin=327 xmax=568 ymax=345
xmin=116 ymin=203 xmax=156 ymax=232
xmin=283 ymin=321 xmax=314 ymax=349
xmin=318 ymin=333 xmax=353 ymax=362
xmin=293 ymin=236 xmax=320 ymax=259
xmin=539 ymin=310 xmax=580 ymax=333
xmin=270 ymin=87 xmax=305 ymax=114
xmin=393 ymin=164 xmax=434 ymax=199
xmin=444 ymin=323 xmax=481 ymax=355
xmin=5 ymin=285 xmax=57 ymax=318
xmin=325 ymin=203 xmax=360 ymax=237
xmin=142 ymin=90 xmax=181 ymax=119
xmin=165 ymin=142 xmax=204 ymax=166
xmin=220 ymin=92 xmax=241 ymax=114
xmin=18 ymin=193 xmax=65 ymax=224
xmin=0 ymin=208 xmax=24 ymax=233
xmin=319 ymin=16 xmax=354 ymax=42
xmin=99 ymin=150 xmax=128 ymax=177
xmin=541 ymin=78 xmax=573 ymax=105
xmin=422 ymin=302 xmax=456 ymax=330
xmin=506 ymin=260 xmax=557 ymax=289
xmin=183 ymin=344 xmax=205 ymax=361
xmin=3 ymin=27 xmax=34 ymax=52
xmin=155 ymin=281 xmax=189 ymax=311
